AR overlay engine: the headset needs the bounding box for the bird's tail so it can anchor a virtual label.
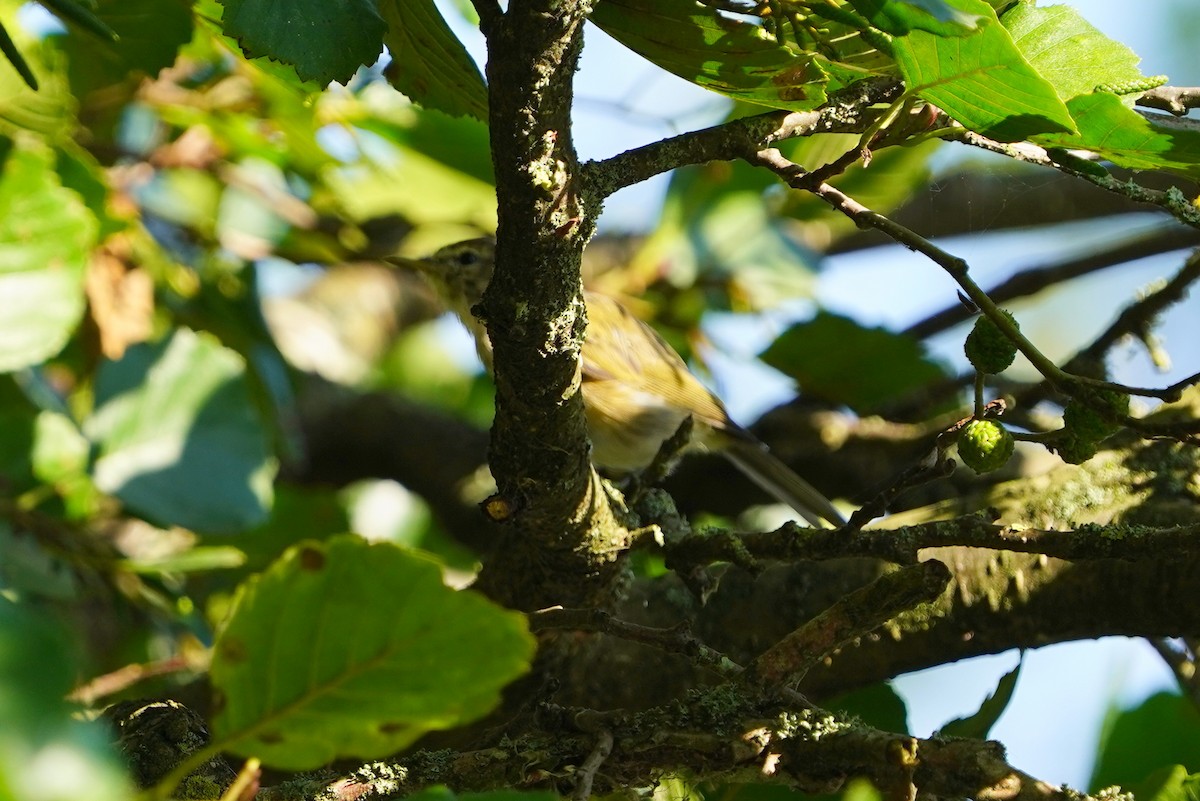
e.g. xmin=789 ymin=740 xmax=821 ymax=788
xmin=721 ymin=439 xmax=845 ymax=528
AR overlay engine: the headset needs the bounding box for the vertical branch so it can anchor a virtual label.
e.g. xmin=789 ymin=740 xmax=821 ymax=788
xmin=475 ymin=1 xmax=629 ymax=608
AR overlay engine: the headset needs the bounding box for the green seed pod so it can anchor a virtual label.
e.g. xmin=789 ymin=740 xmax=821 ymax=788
xmin=1063 ymin=400 xmax=1118 ymax=443
xmin=958 ymin=419 xmax=1015 ymax=474
xmin=964 ymin=311 xmax=1018 ymax=375
xmin=1053 ymin=431 xmax=1100 ymax=465
xmin=1064 ymin=389 xmax=1129 ymax=443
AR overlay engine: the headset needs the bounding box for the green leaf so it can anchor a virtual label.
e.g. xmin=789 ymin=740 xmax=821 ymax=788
xmin=891 ymin=0 xmax=1075 ymax=141
xmin=827 ymin=681 xmax=909 ymax=733
xmin=210 ymin=535 xmax=536 ymax=770
xmin=0 ymin=21 xmax=38 ymax=90
xmin=848 ymin=0 xmax=983 ymax=36
xmin=1001 ymin=2 xmax=1143 ymax=103
xmin=0 ymin=141 xmax=95 ymax=372
xmin=378 ymin=0 xmax=489 ymax=121
xmin=590 ymin=0 xmax=854 ymax=112
xmin=324 ymin=143 xmax=498 ymax=228
xmin=38 ymin=0 xmax=119 ymax=42
xmin=61 ymin=0 xmax=194 ymax=98
xmin=1037 ymin=92 xmax=1200 ymax=180
xmin=936 ymin=660 xmax=1020 ymax=739
xmin=85 ymin=328 xmax=277 ymax=533
xmin=220 ymin=0 xmax=386 ymax=85
xmin=1090 ymin=691 xmax=1200 ymax=791
xmin=0 ymin=599 xmax=133 ymax=800
xmin=1128 ymin=765 xmax=1200 ymax=801
xmin=760 ymin=312 xmax=947 ymax=414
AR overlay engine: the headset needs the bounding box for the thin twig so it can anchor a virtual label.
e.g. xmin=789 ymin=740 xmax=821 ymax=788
xmin=529 ymin=607 xmax=743 ymax=678
xmin=744 ymin=560 xmax=951 ymax=687
xmin=905 ymin=225 xmax=1200 ymax=340
xmin=949 ymin=128 xmax=1200 ymax=231
xmin=1149 ymin=638 xmax=1200 ymax=709
xmin=667 ymin=517 xmax=1200 ymax=569
xmin=1138 ymin=85 xmax=1200 ymax=116
xmin=571 ymin=730 xmax=614 ymax=801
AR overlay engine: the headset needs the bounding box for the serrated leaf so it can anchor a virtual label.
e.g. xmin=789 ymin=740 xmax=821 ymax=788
xmin=1001 ymin=2 xmax=1143 ymax=103
xmin=220 ymin=0 xmax=386 ymax=85
xmin=848 ymin=0 xmax=983 ymax=36
xmin=0 ymin=142 xmax=95 ymax=372
xmin=760 ymin=312 xmax=947 ymax=413
xmin=85 ymin=328 xmax=276 ymax=533
xmin=937 ymin=660 xmax=1020 ymax=739
xmin=892 ymin=0 xmax=1075 ymax=142
xmin=378 ymin=0 xmax=488 ymax=121
xmin=211 ymin=536 xmax=536 ymax=770
xmin=1037 ymin=92 xmax=1200 ymax=180
xmin=590 ymin=0 xmax=844 ymax=111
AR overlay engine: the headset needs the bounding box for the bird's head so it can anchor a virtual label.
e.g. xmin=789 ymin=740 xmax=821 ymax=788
xmin=392 ymin=237 xmax=496 ymax=319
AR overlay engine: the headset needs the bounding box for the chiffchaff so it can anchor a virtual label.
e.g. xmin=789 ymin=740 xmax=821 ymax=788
xmin=393 ymin=238 xmax=844 ymax=528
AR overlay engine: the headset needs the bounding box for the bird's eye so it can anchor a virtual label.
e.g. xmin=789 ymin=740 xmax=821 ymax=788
xmin=454 ymin=250 xmax=479 ymax=267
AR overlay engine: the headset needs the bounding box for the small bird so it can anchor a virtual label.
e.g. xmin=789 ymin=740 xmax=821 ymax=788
xmin=392 ymin=237 xmax=845 ymax=528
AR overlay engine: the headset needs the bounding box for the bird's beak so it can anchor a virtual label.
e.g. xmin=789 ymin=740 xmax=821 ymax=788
xmin=385 ymin=254 xmax=434 ymax=275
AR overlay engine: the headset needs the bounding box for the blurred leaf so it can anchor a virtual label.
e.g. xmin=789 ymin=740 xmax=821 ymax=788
xmin=0 ymin=522 xmax=80 ymax=601
xmin=0 ymin=377 xmax=37 ymax=489
xmin=1128 ymin=765 xmax=1200 ymax=801
xmin=378 ymin=0 xmax=489 ymax=121
xmin=60 ymin=0 xmax=193 ymax=98
xmin=407 ymin=790 xmax=558 ymax=801
xmin=324 ymin=145 xmax=497 ymax=228
xmin=0 ymin=599 xmax=134 ymax=801
xmin=210 ymin=535 xmax=535 ymax=769
xmin=31 ymin=411 xmax=89 ymax=484
xmin=134 ymin=168 xmax=223 ymax=234
xmin=776 ymin=134 xmax=940 ymax=242
xmin=120 ymin=546 xmax=248 ymax=574
xmin=849 ymin=0 xmax=983 ymax=35
xmin=1091 ymin=691 xmax=1200 ymax=792
xmin=828 ymin=681 xmax=909 ymax=734
xmin=1038 ymin=92 xmax=1200 ymax=180
xmin=85 ymin=328 xmax=277 ymax=533
xmin=0 ymin=141 xmax=96 ymax=372
xmin=39 ymin=0 xmax=119 ymax=42
xmin=220 ymin=0 xmax=385 ymax=85
xmin=1002 ymin=3 xmax=1143 ymax=103
xmin=892 ymin=0 xmax=1075 ymax=141
xmin=937 ymin=661 xmax=1020 ymax=739
xmin=760 ymin=312 xmax=947 ymax=413
xmin=0 ymin=20 xmax=37 ymax=89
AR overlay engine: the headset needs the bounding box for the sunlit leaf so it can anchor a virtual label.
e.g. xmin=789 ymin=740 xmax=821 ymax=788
xmin=0 ymin=142 xmax=95 ymax=372
xmin=1038 ymin=92 xmax=1200 ymax=180
xmin=220 ymin=0 xmax=386 ymax=85
xmin=85 ymin=328 xmax=276 ymax=533
xmin=892 ymin=0 xmax=1075 ymax=141
xmin=211 ymin=536 xmax=535 ymax=769
xmin=378 ymin=0 xmax=488 ymax=120
xmin=1001 ymin=2 xmax=1143 ymax=102
xmin=590 ymin=0 xmax=852 ymax=112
